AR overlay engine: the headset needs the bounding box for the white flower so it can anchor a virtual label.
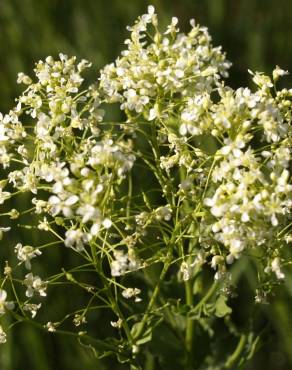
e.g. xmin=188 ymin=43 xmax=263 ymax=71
xmin=64 ymin=229 xmax=88 ymax=251
xmin=180 ymin=262 xmax=191 ymax=281
xmin=100 ymin=10 xmax=230 ymax=119
xmin=110 ymin=250 xmax=140 ymax=277
xmin=35 ymin=113 xmax=51 ymax=138
xmin=24 ymin=273 xmax=47 ymax=297
xmin=110 ymin=318 xmax=122 ymax=329
xmin=0 ymin=289 xmax=14 ymax=315
xmin=48 ymin=194 xmax=79 ymax=217
xmin=122 ymin=89 xmax=149 ymax=113
xmin=147 ymin=5 xmax=155 ymax=16
xmin=211 ymin=256 xmax=224 ymax=270
xmin=148 ymin=108 xmax=157 ymax=121
xmin=73 ymin=314 xmax=87 ymax=327
xmin=0 ymin=326 xmax=6 ymax=344
xmin=38 ymin=217 xmax=49 ymax=231
xmin=77 ymin=204 xmax=101 ymax=223
xmin=155 ymin=205 xmax=172 ymax=221
xmin=111 ymin=251 xmax=129 ymax=277
xmin=165 ymin=17 xmax=179 ymax=35
xmin=0 ymin=226 xmax=10 ymax=240
xmin=102 ymin=218 xmax=112 ymax=229
xmin=90 ymin=223 xmax=100 ymax=236
xmin=271 ymin=257 xmax=285 ymax=280
xmin=17 ymin=72 xmax=32 ymax=85
xmin=45 ymin=322 xmax=57 ymax=332
xmin=122 ymin=287 xmax=141 ymax=302
xmin=15 ymin=243 xmax=42 ymax=269
xmin=32 ymin=198 xmax=47 ymax=214
xmin=23 ymin=303 xmax=42 ymax=318
xmin=0 ymin=124 xmax=8 ymax=143
xmin=272 ymin=66 xmax=288 ymax=81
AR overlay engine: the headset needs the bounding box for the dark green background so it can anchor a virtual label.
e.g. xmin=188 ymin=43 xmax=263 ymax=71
xmin=0 ymin=1 xmax=291 ymax=369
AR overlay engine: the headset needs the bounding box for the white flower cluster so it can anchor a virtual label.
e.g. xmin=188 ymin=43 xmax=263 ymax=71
xmin=100 ymin=6 xmax=230 ymax=121
xmin=0 ymin=111 xmax=26 ymax=169
xmin=2 ymin=53 xmax=136 ymax=256
xmin=202 ymin=78 xmax=291 ymax=273
xmin=0 ymin=6 xmax=290 ymax=349
xmin=110 ymin=250 xmax=140 ymax=277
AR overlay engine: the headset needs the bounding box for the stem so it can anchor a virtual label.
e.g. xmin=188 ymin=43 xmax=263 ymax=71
xmin=145 ymin=351 xmax=155 ymax=370
xmin=185 ymin=279 xmax=194 ymax=367
xmin=193 ymin=281 xmax=218 ymax=312
xmin=12 ymin=315 xmax=117 ymax=353
xmin=90 ymin=236 xmax=133 ymax=345
xmin=224 ymin=334 xmax=247 ymax=369
xmin=184 ymin=280 xmax=218 ymax=368
xmin=133 ymin=258 xmax=171 ymax=342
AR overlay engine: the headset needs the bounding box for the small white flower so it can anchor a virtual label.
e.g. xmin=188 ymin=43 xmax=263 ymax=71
xmin=271 ymin=214 xmax=278 ymax=227
xmin=155 ymin=205 xmax=172 ymax=221
xmin=0 ymin=289 xmax=14 ymax=315
xmin=271 ymin=257 xmax=285 ymax=280
xmin=15 ymin=243 xmax=42 ymax=269
xmin=180 ymin=262 xmax=191 ymax=281
xmin=17 ymin=72 xmax=32 ymax=85
xmin=110 ymin=250 xmax=140 ymax=277
xmin=147 ymin=5 xmax=155 ymax=16
xmin=48 ymin=194 xmax=79 ymax=218
xmin=38 ymin=217 xmax=50 ymax=231
xmin=122 ymin=287 xmax=141 ymax=301
xmin=45 ymin=322 xmax=57 ymax=332
xmin=211 ymin=255 xmax=224 ymax=270
xmin=90 ymin=223 xmax=101 ymax=236
xmin=73 ymin=314 xmax=87 ymax=327
xmin=0 ymin=226 xmax=10 ymax=240
xmin=0 ymin=325 xmax=7 ymax=344
xmin=272 ymin=66 xmax=288 ymax=81
xmin=24 ymin=273 xmax=47 ymax=297
xmin=64 ymin=229 xmax=88 ymax=251
xmin=110 ymin=318 xmax=122 ymax=329
xmin=77 ymin=204 xmax=101 ymax=223
xmin=23 ymin=303 xmax=42 ymax=318
xmin=0 ymin=189 xmax=10 ymax=205
xmin=148 ymin=108 xmax=157 ymax=121
xmin=102 ymin=218 xmax=112 ymax=229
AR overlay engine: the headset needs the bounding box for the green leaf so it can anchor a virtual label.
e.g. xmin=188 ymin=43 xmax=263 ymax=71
xmin=214 ymin=295 xmax=232 ymax=318
xmin=193 ymin=276 xmax=203 ymax=295
xmin=131 ymin=322 xmax=152 ymax=346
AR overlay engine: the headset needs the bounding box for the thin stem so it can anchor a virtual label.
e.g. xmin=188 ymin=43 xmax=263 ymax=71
xmin=185 ymin=279 xmax=195 ymax=367
xmin=133 ymin=257 xmax=171 ymax=342
xmin=224 ymin=334 xmax=247 ymax=369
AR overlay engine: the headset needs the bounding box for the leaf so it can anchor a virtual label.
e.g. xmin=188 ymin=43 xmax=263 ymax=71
xmin=193 ymin=276 xmax=203 ymax=295
xmin=214 ymin=295 xmax=232 ymax=318
xmin=131 ymin=322 xmax=152 ymax=346
xmin=149 ymin=322 xmax=185 ymax=369
xmin=136 ymin=330 xmax=152 ymax=346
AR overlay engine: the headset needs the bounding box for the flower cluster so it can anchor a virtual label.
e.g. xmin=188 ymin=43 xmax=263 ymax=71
xmin=0 ymin=7 xmax=290 ymax=369
xmin=202 ymin=80 xmax=291 ymax=275
xmin=99 ymin=5 xmax=230 ymax=122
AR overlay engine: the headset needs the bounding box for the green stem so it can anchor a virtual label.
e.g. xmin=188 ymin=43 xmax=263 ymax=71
xmin=12 ymin=315 xmax=117 ymax=353
xmin=193 ymin=281 xmax=218 ymax=312
xmin=185 ymin=279 xmax=195 ymax=367
xmin=133 ymin=258 xmax=171 ymax=342
xmin=224 ymin=334 xmax=247 ymax=369
xmin=184 ymin=280 xmax=218 ymax=368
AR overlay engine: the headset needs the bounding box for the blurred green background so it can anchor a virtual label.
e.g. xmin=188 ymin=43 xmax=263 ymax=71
xmin=0 ymin=0 xmax=291 ymax=369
